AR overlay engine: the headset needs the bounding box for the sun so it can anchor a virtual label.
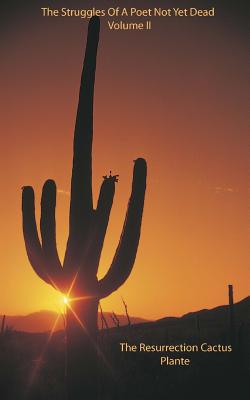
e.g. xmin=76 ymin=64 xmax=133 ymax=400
xmin=63 ymin=296 xmax=69 ymax=305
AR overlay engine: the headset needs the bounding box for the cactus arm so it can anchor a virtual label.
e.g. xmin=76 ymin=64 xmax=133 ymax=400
xmin=22 ymin=186 xmax=51 ymax=284
xmin=95 ymin=177 xmax=116 ymax=237
xmin=69 ymin=17 xmax=100 ymax=236
xmin=86 ymin=177 xmax=116 ymax=273
xmin=22 ymin=186 xmax=63 ymax=289
xmin=40 ymin=180 xmax=64 ymax=282
xmin=98 ymin=158 xmax=147 ymax=298
xmin=95 ymin=176 xmax=116 ymax=251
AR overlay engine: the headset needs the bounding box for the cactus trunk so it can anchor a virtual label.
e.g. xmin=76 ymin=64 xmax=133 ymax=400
xmin=66 ymin=299 xmax=100 ymax=398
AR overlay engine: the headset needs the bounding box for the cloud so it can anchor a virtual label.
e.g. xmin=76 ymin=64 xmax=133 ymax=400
xmin=214 ymin=186 xmax=237 ymax=194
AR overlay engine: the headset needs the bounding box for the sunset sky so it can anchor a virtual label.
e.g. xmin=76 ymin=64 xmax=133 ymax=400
xmin=0 ymin=0 xmax=248 ymax=320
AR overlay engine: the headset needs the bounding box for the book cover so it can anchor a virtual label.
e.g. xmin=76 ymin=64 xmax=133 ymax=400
xmin=1 ymin=1 xmax=249 ymax=399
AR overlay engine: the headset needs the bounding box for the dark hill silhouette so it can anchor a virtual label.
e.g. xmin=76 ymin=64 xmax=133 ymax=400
xmin=107 ymin=296 xmax=250 ymax=333
xmin=157 ymin=296 xmax=250 ymax=325
xmin=4 ymin=311 xmax=148 ymax=333
xmin=181 ymin=295 xmax=250 ymax=321
xmin=4 ymin=296 xmax=249 ymax=334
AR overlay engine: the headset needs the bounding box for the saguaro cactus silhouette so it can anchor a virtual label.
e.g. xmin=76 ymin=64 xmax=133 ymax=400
xmin=21 ymin=16 xmax=146 ymax=398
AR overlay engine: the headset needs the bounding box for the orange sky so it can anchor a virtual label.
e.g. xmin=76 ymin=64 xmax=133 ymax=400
xmin=0 ymin=1 xmax=249 ymax=319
